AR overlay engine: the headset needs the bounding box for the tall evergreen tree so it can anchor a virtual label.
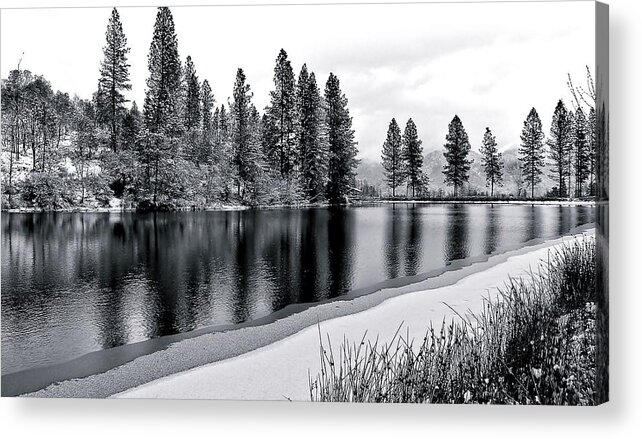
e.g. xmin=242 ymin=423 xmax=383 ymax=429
xmin=218 ymin=104 xmax=229 ymax=141
xmin=121 ymin=101 xmax=142 ymax=149
xmin=547 ymin=100 xmax=572 ymax=197
xmin=230 ymin=68 xmax=259 ymax=197
xmin=297 ymin=64 xmax=310 ymax=111
xmin=381 ymin=118 xmax=404 ymax=197
xmin=143 ymin=7 xmax=182 ymax=135
xmin=324 ymin=73 xmax=358 ymax=204
xmin=573 ymin=107 xmax=591 ymax=197
xmin=199 ymin=78 xmax=214 ymax=163
xmin=298 ymin=71 xmax=328 ymax=200
xmin=402 ymin=118 xmax=425 ymax=198
xmin=201 ymin=79 xmax=214 ymax=133
xmin=587 ymin=106 xmax=597 ymax=196
xmin=442 ymin=115 xmax=471 ymax=197
xmin=565 ymin=110 xmax=576 ymax=194
xmin=265 ymin=49 xmax=298 ymax=178
xmin=479 ymin=127 xmax=503 ymax=197
xmin=183 ymin=55 xmax=201 ymax=131
xmin=96 ymin=7 xmax=131 ymax=152
xmin=519 ymin=107 xmax=546 ymax=198
xmin=139 ymin=7 xmax=183 ymax=205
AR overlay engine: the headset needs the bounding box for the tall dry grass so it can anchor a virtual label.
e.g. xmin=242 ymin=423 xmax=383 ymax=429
xmin=309 ymin=237 xmax=597 ymax=404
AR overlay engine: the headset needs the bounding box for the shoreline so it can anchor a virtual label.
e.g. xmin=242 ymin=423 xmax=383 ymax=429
xmin=15 ymin=225 xmax=595 ymax=398
xmin=1 ymin=199 xmax=595 ymax=214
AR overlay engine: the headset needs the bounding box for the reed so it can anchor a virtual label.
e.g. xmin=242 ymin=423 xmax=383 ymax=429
xmin=309 ymin=236 xmax=597 ymax=404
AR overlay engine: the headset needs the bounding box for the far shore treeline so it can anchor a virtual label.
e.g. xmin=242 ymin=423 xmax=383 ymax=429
xmin=380 ymin=89 xmax=597 ymax=200
xmin=1 ymin=7 xmax=596 ymax=211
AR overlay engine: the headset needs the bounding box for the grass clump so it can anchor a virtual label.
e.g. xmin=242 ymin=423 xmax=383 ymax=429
xmin=309 ymin=236 xmax=597 ymax=405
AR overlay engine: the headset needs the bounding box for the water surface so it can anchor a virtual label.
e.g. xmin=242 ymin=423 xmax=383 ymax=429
xmin=1 ymin=203 xmax=594 ymax=374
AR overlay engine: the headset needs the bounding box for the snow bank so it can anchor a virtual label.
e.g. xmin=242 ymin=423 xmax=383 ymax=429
xmin=115 ymin=230 xmax=594 ymax=401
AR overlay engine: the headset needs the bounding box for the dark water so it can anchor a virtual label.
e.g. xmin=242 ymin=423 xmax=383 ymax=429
xmin=1 ymin=204 xmax=594 ymax=375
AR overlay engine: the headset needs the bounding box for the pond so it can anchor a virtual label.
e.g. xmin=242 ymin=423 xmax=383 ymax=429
xmin=1 ymin=203 xmax=594 ymax=375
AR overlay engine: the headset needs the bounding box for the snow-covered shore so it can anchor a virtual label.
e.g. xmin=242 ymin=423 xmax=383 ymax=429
xmin=3 ymin=198 xmax=595 ymax=213
xmin=114 ymin=229 xmax=594 ymax=401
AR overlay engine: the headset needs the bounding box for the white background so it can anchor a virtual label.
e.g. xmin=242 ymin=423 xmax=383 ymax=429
xmin=0 ymin=0 xmax=640 ymax=438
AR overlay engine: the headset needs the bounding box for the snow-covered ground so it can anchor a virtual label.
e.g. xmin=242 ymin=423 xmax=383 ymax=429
xmin=115 ymin=229 xmax=594 ymax=401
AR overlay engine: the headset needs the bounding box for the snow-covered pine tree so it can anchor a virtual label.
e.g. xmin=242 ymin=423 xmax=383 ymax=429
xmin=143 ymin=7 xmax=182 ymax=136
xmin=381 ymin=118 xmax=404 ymax=197
xmin=565 ymin=110 xmax=576 ymax=195
xmin=201 ymin=79 xmax=214 ymax=134
xmin=260 ymin=112 xmax=278 ymax=171
xmin=199 ymin=78 xmax=214 ymax=164
xmin=588 ymin=106 xmax=597 ymax=196
xmin=573 ymin=107 xmax=591 ymax=197
xmin=547 ymin=100 xmax=572 ymax=197
xmin=230 ymin=68 xmax=259 ymax=198
xmin=402 ymin=118 xmax=425 ymax=198
xmin=442 ymin=115 xmax=472 ymax=197
xmin=324 ymin=73 xmax=358 ymax=204
xmin=265 ymin=49 xmax=298 ymax=179
xmin=297 ymin=64 xmax=309 ymax=114
xmin=121 ymin=101 xmax=142 ymax=149
xmin=183 ymin=56 xmax=201 ymax=131
xmin=298 ymin=68 xmax=328 ymax=201
xmin=479 ymin=127 xmax=503 ymax=197
xmin=219 ymin=104 xmax=229 ymax=141
xmin=139 ymin=7 xmax=184 ymax=206
xmin=96 ymin=7 xmax=131 ymax=152
xmin=296 ymin=64 xmax=310 ymax=173
xmin=519 ymin=107 xmax=546 ymax=198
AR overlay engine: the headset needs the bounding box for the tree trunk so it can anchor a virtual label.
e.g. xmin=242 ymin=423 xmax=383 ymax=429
xmin=8 ymin=140 xmax=14 ymax=206
xmin=31 ymin=124 xmax=36 ymax=171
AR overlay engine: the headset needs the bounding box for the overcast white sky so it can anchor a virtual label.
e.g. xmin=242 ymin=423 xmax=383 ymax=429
xmin=1 ymin=1 xmax=595 ymax=161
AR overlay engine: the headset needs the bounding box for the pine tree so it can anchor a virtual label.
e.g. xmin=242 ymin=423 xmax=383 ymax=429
xmin=297 ymin=64 xmax=310 ymax=113
xmin=381 ymin=118 xmax=404 ymax=197
xmin=265 ymin=49 xmax=298 ymax=178
xmin=298 ymin=70 xmax=328 ymax=201
xmin=230 ymin=68 xmax=259 ymax=197
xmin=479 ymin=127 xmax=503 ymax=197
xmin=402 ymin=118 xmax=425 ymax=198
xmin=199 ymin=78 xmax=214 ymax=163
xmin=573 ymin=107 xmax=591 ymax=197
xmin=324 ymin=73 xmax=358 ymax=204
xmin=296 ymin=64 xmax=310 ymax=183
xmin=183 ymin=55 xmax=201 ymax=131
xmin=565 ymin=110 xmax=576 ymax=194
xmin=201 ymin=79 xmax=214 ymax=133
xmin=121 ymin=101 xmax=142 ymax=149
xmin=143 ymin=7 xmax=182 ymax=135
xmin=442 ymin=115 xmax=471 ymax=197
xmin=547 ymin=100 xmax=572 ymax=197
xmin=96 ymin=7 xmax=131 ymax=152
xmin=519 ymin=107 xmax=546 ymax=198
xmin=218 ymin=104 xmax=229 ymax=141
xmin=587 ymin=106 xmax=597 ymax=196
xmin=139 ymin=7 xmax=183 ymax=206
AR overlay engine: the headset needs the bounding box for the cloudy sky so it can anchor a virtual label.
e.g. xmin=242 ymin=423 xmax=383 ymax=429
xmin=1 ymin=1 xmax=595 ymax=161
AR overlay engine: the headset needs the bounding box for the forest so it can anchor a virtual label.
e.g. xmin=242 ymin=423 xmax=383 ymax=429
xmin=1 ymin=6 xmax=598 ymax=211
xmin=1 ymin=7 xmax=357 ymax=210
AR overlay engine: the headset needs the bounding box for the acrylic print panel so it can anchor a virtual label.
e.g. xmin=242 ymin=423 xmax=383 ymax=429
xmin=0 ymin=1 xmax=608 ymax=403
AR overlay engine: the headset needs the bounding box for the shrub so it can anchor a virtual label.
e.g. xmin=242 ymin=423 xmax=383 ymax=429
xmin=20 ymin=172 xmax=75 ymax=209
